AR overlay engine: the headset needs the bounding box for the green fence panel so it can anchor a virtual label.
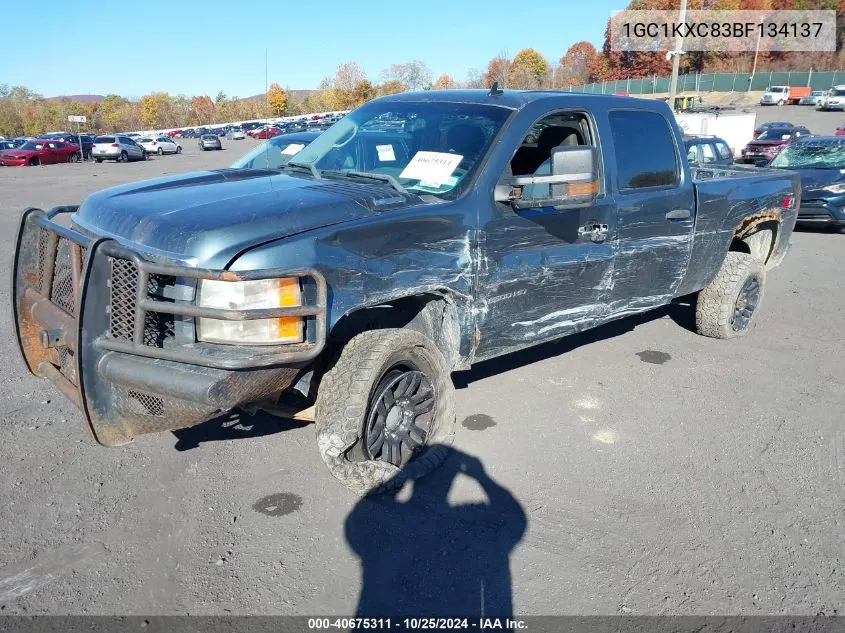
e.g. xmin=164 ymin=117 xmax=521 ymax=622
xmin=810 ymin=72 xmax=835 ymax=90
xmin=787 ymin=72 xmax=810 ymax=86
xmin=712 ymin=73 xmax=738 ymax=91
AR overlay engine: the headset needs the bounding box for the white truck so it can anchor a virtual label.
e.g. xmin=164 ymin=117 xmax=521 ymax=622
xmin=760 ymin=85 xmax=811 ymax=106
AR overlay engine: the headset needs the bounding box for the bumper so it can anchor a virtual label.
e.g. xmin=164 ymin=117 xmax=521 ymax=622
xmin=92 ymin=151 xmax=120 ymax=159
xmin=200 ymin=143 xmax=221 ymax=149
xmin=13 ymin=208 xmax=327 ymax=446
xmin=0 ymin=158 xmax=27 ymax=166
xmin=795 ymin=200 xmax=845 ymax=227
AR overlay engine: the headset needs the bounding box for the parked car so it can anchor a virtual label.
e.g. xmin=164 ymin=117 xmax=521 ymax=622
xmin=226 ymin=126 xmax=246 ymax=140
xmin=684 ymin=135 xmax=735 ymax=166
xmin=740 ymin=126 xmax=810 ymax=163
xmin=11 ymin=91 xmax=800 ymax=494
xmin=168 ymin=130 xmax=182 ymax=138
xmin=91 ymin=135 xmax=146 ymax=162
xmin=199 ymin=134 xmax=222 ymax=150
xmin=138 ymin=136 xmax=182 ymax=155
xmin=818 ymin=86 xmax=845 ymax=111
xmin=768 ymin=136 xmax=845 ymax=233
xmin=241 ymin=121 xmax=263 ymax=132
xmin=253 ymin=126 xmax=282 ymax=140
xmin=0 ymin=139 xmax=24 ymax=151
xmin=760 ymin=86 xmax=810 ymax=106
xmin=0 ymin=139 xmax=81 ymax=166
xmin=799 ymin=91 xmax=827 ymax=106
xmin=231 ymin=130 xmax=320 ymax=169
xmin=753 ymin=121 xmax=793 ymax=137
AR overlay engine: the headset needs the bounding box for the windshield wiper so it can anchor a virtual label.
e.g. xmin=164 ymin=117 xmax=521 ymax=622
xmin=321 ymin=170 xmax=408 ymax=195
xmin=285 ymin=161 xmax=322 ymax=179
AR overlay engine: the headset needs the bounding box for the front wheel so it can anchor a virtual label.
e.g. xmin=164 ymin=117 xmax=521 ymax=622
xmin=695 ymin=251 xmax=766 ymax=339
xmin=29 ymin=157 xmax=40 ymax=166
xmin=176 ymin=146 xmax=182 ymax=154
xmin=315 ymin=328 xmax=456 ymax=496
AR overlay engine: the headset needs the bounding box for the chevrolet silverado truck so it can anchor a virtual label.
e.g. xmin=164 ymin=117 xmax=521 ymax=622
xmin=12 ymin=90 xmax=800 ymax=494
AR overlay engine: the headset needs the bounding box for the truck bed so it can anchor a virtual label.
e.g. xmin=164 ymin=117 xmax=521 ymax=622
xmin=676 ymin=165 xmax=800 ymax=295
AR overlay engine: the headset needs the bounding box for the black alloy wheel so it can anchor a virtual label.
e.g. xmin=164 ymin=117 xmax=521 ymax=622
xmin=363 ymin=364 xmax=436 ymax=467
xmin=732 ymin=275 xmax=761 ymax=332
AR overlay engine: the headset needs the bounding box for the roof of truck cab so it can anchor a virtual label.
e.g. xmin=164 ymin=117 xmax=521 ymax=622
xmin=374 ymin=89 xmax=663 ymax=110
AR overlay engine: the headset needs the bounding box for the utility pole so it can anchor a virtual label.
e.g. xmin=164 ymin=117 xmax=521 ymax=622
xmin=265 ymin=48 xmax=268 ymax=115
xmin=748 ymin=24 xmax=762 ymax=92
xmin=667 ymin=0 xmax=688 ymax=111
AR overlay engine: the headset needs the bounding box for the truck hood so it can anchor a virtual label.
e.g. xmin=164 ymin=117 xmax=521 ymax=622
xmin=791 ymin=168 xmax=845 ymax=195
xmin=746 ymin=139 xmax=787 ymax=148
xmin=73 ymin=168 xmax=420 ymax=267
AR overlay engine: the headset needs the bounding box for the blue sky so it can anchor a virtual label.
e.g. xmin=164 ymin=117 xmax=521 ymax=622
xmin=3 ymin=0 xmax=610 ymax=98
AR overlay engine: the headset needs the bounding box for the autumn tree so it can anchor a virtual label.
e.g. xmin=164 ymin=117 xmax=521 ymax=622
xmin=557 ymin=41 xmax=599 ymax=87
xmin=377 ymin=80 xmax=407 ymax=97
xmin=509 ymin=48 xmax=549 ymax=89
xmin=381 ymin=61 xmax=432 ymax=91
xmin=433 ymin=74 xmax=456 ymax=90
xmin=350 ymin=80 xmax=376 ymax=106
xmin=483 ymin=53 xmax=511 ymax=87
xmin=190 ymin=95 xmax=215 ymax=124
xmin=267 ymin=83 xmax=287 ymax=115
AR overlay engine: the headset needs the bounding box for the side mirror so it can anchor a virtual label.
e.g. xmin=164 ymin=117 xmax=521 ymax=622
xmin=497 ymin=146 xmax=599 ymax=208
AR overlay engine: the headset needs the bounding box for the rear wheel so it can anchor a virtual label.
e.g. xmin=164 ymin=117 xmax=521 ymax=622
xmin=68 ymin=152 xmax=80 ymax=163
xmin=176 ymin=146 xmax=182 ymax=154
xmin=119 ymin=151 xmax=128 ymax=163
xmin=157 ymin=147 xmax=163 ymax=155
xmin=695 ymin=251 xmax=766 ymax=339
xmin=315 ymin=328 xmax=456 ymax=495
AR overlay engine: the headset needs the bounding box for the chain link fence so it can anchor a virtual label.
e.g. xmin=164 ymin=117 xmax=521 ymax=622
xmin=566 ymin=70 xmax=845 ymax=94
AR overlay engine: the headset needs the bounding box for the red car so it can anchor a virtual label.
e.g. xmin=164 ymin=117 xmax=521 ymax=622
xmin=252 ymin=127 xmax=282 ymax=140
xmin=0 ymin=139 xmax=81 ymax=167
xmin=740 ymin=126 xmax=810 ymax=164
xmin=167 ymin=130 xmax=182 ymax=138
xmin=835 ymin=124 xmax=845 ymax=137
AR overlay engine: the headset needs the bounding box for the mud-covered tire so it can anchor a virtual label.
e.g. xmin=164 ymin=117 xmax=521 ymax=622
xmin=315 ymin=328 xmax=456 ymax=496
xmin=695 ymin=251 xmax=766 ymax=339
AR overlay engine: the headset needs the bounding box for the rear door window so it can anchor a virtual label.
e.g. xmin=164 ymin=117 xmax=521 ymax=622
xmin=700 ymin=143 xmax=716 ymax=163
xmin=715 ymin=141 xmax=732 ymax=160
xmin=609 ymin=110 xmax=679 ymax=190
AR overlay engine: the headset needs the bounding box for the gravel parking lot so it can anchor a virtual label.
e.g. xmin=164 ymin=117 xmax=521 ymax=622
xmin=0 ymin=111 xmax=843 ymax=616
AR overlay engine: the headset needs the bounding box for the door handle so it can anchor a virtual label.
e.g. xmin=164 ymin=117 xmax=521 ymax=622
xmin=578 ymin=222 xmax=608 ymax=243
xmin=666 ymin=208 xmax=691 ymax=220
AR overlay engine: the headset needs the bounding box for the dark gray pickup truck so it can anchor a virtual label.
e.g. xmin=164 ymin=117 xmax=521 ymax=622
xmin=12 ymin=90 xmax=799 ymax=494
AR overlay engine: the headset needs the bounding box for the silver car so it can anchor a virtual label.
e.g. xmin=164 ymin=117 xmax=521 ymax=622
xmin=199 ymin=134 xmax=222 ymax=151
xmin=799 ymin=91 xmax=827 ymax=105
xmin=91 ymin=135 xmax=146 ymax=163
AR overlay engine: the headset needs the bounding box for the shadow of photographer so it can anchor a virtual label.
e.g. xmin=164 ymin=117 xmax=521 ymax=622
xmin=345 ymin=446 xmax=526 ymax=620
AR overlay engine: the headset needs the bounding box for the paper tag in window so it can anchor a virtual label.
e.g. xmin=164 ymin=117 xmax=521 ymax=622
xmin=376 ymin=144 xmax=396 ymax=162
xmin=281 ymin=143 xmax=305 ymax=156
xmin=399 ymin=151 xmax=462 ymax=185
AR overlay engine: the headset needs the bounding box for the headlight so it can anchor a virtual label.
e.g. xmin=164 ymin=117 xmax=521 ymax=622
xmin=196 ymin=278 xmax=303 ymax=345
xmin=822 ymin=183 xmax=845 ymax=194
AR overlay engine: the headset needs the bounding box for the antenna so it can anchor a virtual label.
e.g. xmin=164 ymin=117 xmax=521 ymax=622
xmin=489 ymin=81 xmax=504 ymax=97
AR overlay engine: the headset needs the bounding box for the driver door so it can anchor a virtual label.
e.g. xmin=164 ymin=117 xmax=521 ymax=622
xmin=475 ymin=108 xmax=616 ymax=358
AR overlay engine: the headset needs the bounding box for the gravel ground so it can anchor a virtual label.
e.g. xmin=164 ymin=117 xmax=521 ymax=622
xmin=0 ymin=115 xmax=843 ymax=616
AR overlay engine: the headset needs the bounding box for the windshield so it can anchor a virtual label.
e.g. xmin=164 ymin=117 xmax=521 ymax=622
xmin=19 ymin=142 xmax=43 ymax=151
xmin=138 ymin=138 xmax=153 ymax=143
xmin=290 ymin=100 xmax=511 ymax=197
xmin=756 ymin=129 xmax=792 ymax=140
xmin=231 ymin=134 xmax=314 ymax=170
xmin=768 ymin=87 xmax=786 ymax=93
xmin=770 ymin=141 xmax=845 ymax=169
xmin=95 ymin=136 xmax=115 ymax=143
xmin=202 ymin=135 xmax=217 ymax=140
xmin=830 ymin=89 xmax=845 ymax=97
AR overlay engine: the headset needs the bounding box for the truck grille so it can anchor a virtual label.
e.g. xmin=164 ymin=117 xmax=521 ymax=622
xmin=108 ymin=257 xmax=177 ymax=347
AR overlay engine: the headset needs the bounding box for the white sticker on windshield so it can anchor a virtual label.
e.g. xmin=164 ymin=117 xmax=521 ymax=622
xmin=399 ymin=151 xmax=463 ymax=186
xmin=376 ymin=144 xmax=396 ymax=162
xmin=781 ymin=135 xmax=791 ymax=140
xmin=281 ymin=143 xmax=305 ymax=156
